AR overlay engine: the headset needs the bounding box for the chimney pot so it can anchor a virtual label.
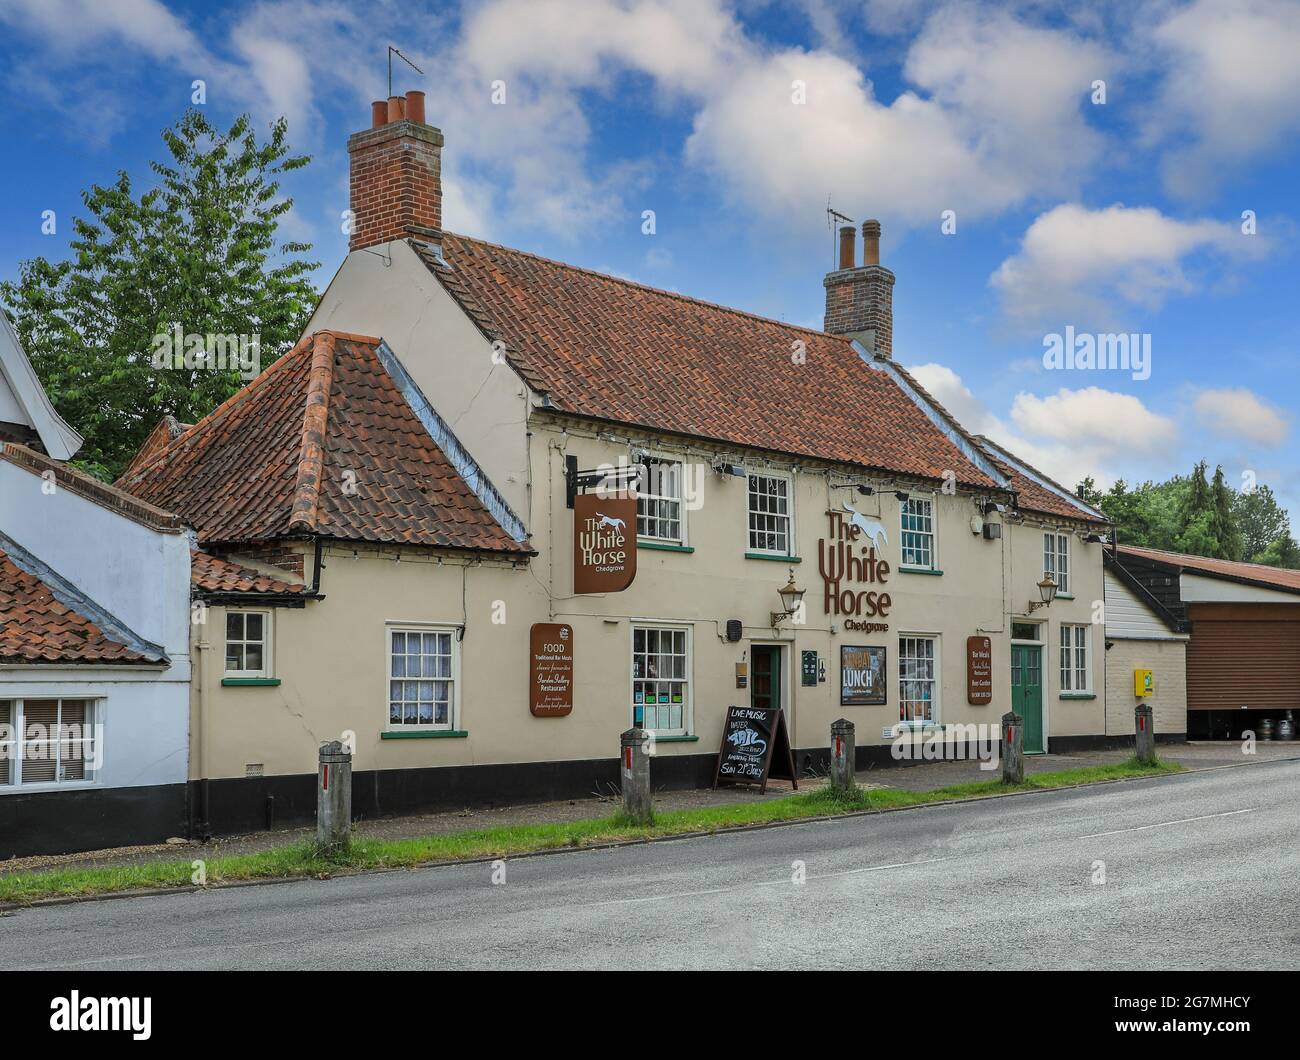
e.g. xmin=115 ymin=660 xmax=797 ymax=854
xmin=371 ymin=100 xmax=388 ymax=128
xmin=387 ymin=95 xmax=406 ymax=123
xmin=823 ymin=216 xmax=894 ymax=357
xmin=838 ymin=225 xmax=855 ymax=270
xmin=862 ymin=219 xmax=881 ymax=265
xmin=405 ymin=90 xmax=426 ymax=125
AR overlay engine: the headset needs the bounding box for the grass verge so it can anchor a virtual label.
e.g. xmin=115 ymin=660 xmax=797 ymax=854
xmin=0 ymin=756 xmax=1181 ymax=906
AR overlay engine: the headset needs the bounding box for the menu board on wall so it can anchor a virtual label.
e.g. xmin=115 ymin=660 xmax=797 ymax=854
xmin=529 ymin=623 xmax=574 ymax=716
xmin=713 ymin=705 xmax=798 ymax=793
xmin=967 ymin=635 xmax=993 ymax=705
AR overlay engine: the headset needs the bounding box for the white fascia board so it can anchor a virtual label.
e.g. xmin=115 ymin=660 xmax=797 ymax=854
xmin=0 ymin=311 xmax=83 ymax=460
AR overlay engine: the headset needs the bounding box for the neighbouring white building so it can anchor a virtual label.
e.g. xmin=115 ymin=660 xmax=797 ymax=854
xmin=1 ymin=320 xmax=193 ymax=858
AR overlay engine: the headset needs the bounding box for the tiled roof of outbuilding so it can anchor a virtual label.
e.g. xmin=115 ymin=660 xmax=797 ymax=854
xmin=117 ymin=332 xmax=530 ymax=554
xmin=422 ymin=235 xmax=1003 ymax=491
xmin=0 ymin=541 xmax=162 ymax=665
xmin=1117 ymin=544 xmax=1300 ymax=594
xmin=190 ymin=551 xmax=305 ymax=596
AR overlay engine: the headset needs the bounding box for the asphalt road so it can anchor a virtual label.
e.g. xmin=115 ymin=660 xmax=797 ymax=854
xmin=3 ymin=760 xmax=1297 ymax=970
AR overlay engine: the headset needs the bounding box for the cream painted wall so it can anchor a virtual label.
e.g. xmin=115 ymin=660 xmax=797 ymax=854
xmin=1105 ymin=638 xmax=1187 ymax=737
xmin=193 ymin=414 xmax=1111 ymax=781
xmin=1006 ymin=521 xmax=1108 ymax=743
xmin=306 ymin=241 xmax=533 ymax=522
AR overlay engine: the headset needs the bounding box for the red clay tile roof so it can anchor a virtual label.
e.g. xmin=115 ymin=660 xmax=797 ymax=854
xmin=975 ymin=436 xmax=1108 ymax=525
xmin=191 ymin=551 xmax=305 ymax=596
xmin=0 ymin=545 xmax=159 ymax=665
xmin=117 ymin=332 xmax=529 ymax=554
xmin=119 ymin=415 xmax=192 ymax=482
xmin=424 ymin=235 xmax=1002 ymax=491
xmin=1117 ymin=544 xmax=1300 ymax=593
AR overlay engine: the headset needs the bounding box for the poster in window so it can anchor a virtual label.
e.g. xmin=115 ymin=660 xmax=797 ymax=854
xmin=841 ymin=644 xmax=887 ymax=706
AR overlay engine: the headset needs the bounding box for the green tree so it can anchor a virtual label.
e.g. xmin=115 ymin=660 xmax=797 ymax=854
xmin=1233 ymin=484 xmax=1292 ymax=562
xmin=1254 ymin=533 xmax=1300 ymax=569
xmin=1 ymin=109 xmax=318 ymax=478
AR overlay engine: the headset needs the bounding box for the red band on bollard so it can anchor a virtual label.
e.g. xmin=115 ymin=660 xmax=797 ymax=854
xmin=835 ymin=736 xmax=842 ymax=757
xmin=322 ymin=764 xmax=329 ymax=790
xmin=1006 ymin=726 xmax=1012 ymax=744
xmin=624 ymin=747 xmax=632 ymax=770
xmin=1139 ymin=716 xmax=1146 ymax=731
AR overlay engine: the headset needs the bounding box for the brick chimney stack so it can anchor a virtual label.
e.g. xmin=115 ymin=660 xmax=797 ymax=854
xmin=823 ymin=218 xmax=895 ymax=357
xmin=347 ymin=90 xmax=443 ymax=252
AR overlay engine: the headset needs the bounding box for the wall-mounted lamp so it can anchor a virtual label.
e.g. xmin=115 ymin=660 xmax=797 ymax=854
xmin=1082 ymin=533 xmax=1106 ymax=543
xmin=894 ymin=491 xmax=910 ymax=502
xmin=712 ymin=458 xmax=746 ymax=477
xmin=770 ymin=569 xmax=806 ymax=628
xmin=856 ymin=485 xmax=875 ymax=496
xmin=1027 ymin=574 xmax=1058 ymax=613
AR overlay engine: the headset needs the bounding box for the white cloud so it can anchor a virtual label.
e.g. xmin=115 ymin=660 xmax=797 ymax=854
xmin=1011 ymin=386 xmax=1178 ymax=452
xmin=0 ymin=0 xmax=207 ymax=61
xmin=907 ymin=362 xmax=1001 ymax=435
xmin=1148 ymin=0 xmax=1300 ymax=198
xmin=907 ymin=363 xmax=1179 ymax=492
xmin=990 ymin=203 xmax=1263 ymax=327
xmin=1193 ymin=387 xmax=1289 ymax=447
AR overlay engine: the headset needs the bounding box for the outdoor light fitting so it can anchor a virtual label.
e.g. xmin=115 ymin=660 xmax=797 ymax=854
xmin=770 ymin=569 xmax=806 ymax=628
xmin=1027 ymin=574 xmax=1058 ymax=613
xmin=894 ymin=491 xmax=910 ymax=502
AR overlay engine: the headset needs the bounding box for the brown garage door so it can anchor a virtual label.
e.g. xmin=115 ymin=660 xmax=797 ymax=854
xmin=1187 ymin=603 xmax=1300 ymax=710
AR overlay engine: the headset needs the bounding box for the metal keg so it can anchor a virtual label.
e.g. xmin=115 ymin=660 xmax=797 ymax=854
xmin=1278 ymin=712 xmax=1296 ymax=741
xmin=1258 ymin=717 xmax=1275 ymax=741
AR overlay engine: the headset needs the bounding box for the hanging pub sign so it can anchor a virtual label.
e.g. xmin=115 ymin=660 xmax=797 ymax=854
xmin=713 ymin=705 xmax=798 ymax=793
xmin=841 ymin=644 xmax=887 ymax=706
xmin=967 ymin=635 xmax=993 ymax=705
xmin=818 ymin=505 xmax=891 ymax=632
xmin=529 ymin=623 xmax=574 ymax=716
xmin=573 ymin=493 xmax=637 ymax=594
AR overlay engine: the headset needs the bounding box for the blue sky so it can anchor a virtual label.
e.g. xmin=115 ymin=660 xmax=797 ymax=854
xmin=1 ymin=0 xmax=1297 ymax=513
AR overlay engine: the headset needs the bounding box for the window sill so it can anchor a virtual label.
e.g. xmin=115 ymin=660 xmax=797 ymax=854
xmin=1059 ymin=692 xmax=1096 ymax=700
xmin=221 ymin=677 xmax=281 ymax=687
xmin=0 ymin=781 xmax=99 ymax=794
xmin=638 ymin=541 xmax=694 ymax=553
xmin=899 ymin=566 xmax=943 ymax=576
xmin=744 ymin=552 xmax=802 ymax=563
xmin=652 ymin=734 xmax=699 ymax=743
xmin=1055 ymin=593 xmax=1075 ymax=600
xmin=381 ymin=729 xmax=469 ymax=740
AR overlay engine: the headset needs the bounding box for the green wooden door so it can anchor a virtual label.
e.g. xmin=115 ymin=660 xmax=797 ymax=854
xmin=752 ymin=646 xmax=781 ymax=712
xmin=1011 ymin=644 xmax=1044 ymax=754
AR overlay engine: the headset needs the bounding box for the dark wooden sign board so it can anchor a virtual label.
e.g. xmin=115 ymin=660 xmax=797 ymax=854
xmin=573 ymin=493 xmax=637 ymax=594
xmin=713 ymin=705 xmax=798 ymax=793
xmin=529 ymin=623 xmax=574 ymax=716
xmin=967 ymin=635 xmax=993 ymax=705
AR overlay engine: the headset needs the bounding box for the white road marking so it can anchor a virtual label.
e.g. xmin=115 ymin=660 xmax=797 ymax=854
xmin=1077 ymin=807 xmax=1255 ymax=840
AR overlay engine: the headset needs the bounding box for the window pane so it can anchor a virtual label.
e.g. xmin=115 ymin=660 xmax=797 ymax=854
xmin=392 ymin=631 xmax=406 ymax=653
xmin=244 ymin=646 xmax=263 ymax=672
xmin=227 ymin=613 xmax=243 ymax=639
xmin=246 ymin=613 xmax=264 ymax=640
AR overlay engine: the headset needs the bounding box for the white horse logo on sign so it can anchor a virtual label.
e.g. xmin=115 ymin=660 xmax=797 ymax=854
xmin=842 ymin=504 xmax=889 ymax=551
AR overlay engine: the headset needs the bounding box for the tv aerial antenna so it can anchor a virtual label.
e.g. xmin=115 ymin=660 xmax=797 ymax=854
xmin=827 ymin=198 xmax=853 ymax=266
xmin=388 ymin=45 xmax=424 ymax=96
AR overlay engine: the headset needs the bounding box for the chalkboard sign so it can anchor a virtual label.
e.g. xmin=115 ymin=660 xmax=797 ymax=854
xmin=713 ymin=706 xmax=798 ymax=793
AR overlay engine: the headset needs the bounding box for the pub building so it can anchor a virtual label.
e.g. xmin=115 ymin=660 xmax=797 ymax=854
xmin=103 ymin=94 xmax=1119 ymax=842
